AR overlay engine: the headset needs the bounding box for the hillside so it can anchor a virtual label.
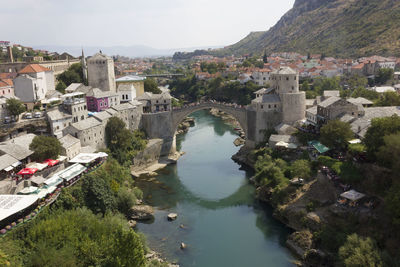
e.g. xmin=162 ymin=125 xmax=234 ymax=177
xmin=213 ymin=0 xmax=400 ymax=58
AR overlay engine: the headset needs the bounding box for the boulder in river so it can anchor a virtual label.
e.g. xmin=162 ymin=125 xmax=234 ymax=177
xmin=128 ymin=220 xmax=137 ymax=228
xmin=167 ymin=213 xmax=178 ymax=221
xmin=128 ymin=205 xmax=154 ymax=221
xmin=180 ymin=242 xmax=186 ymax=250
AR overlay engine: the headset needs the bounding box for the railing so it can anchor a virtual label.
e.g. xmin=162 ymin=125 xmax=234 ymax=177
xmin=172 ymin=100 xmax=247 ymax=112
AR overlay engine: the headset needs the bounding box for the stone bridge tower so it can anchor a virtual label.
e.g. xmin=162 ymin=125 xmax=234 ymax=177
xmin=87 ymin=52 xmax=116 ymax=92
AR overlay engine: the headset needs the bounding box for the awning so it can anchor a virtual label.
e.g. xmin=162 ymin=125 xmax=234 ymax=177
xmin=59 ymin=163 xmax=86 ymax=182
xmin=0 ymin=195 xmax=39 ymax=221
xmin=44 ymin=175 xmax=63 ymax=187
xmin=17 ymin=168 xmax=38 ymax=176
xmin=348 ymin=139 xmax=362 ymax=144
xmin=26 ymin=162 xmax=48 ymax=171
xmin=340 ymin=190 xmax=366 ymax=201
xmin=43 ymin=159 xmax=59 ymax=166
xmin=57 ymin=156 xmax=67 ymax=162
xmin=308 ymin=140 xmax=330 ymax=153
xmin=4 ymin=166 xmax=13 ymax=172
xmin=36 ymin=186 xmax=57 ymax=199
xmin=18 ymin=186 xmax=39 ymax=195
xmin=275 ymin=141 xmax=289 ymax=148
xmin=11 ymin=161 xmax=22 ymax=167
xmin=69 ymin=153 xmax=106 ymax=164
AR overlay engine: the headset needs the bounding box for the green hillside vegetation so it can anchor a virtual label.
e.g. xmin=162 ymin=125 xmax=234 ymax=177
xmin=213 ymin=0 xmax=400 ymax=58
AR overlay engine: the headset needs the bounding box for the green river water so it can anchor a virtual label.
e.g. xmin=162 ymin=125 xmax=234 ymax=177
xmin=136 ymin=110 xmax=294 ymax=267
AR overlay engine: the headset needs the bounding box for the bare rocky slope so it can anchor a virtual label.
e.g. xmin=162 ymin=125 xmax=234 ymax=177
xmin=212 ymin=0 xmax=400 ymax=58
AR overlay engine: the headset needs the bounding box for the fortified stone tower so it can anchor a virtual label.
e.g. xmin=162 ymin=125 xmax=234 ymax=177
xmin=270 ymin=67 xmax=305 ymax=124
xmin=87 ymin=52 xmax=116 ymax=92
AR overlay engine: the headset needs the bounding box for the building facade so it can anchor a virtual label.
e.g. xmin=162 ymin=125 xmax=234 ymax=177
xmin=87 ymin=53 xmax=116 ymax=92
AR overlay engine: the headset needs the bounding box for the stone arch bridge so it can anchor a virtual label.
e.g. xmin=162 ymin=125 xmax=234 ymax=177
xmin=171 ymin=102 xmax=248 ymax=137
xmin=141 ymin=101 xmax=282 ymax=156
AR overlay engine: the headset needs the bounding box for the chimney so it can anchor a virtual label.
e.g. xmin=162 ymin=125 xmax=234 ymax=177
xmin=7 ymin=46 xmax=14 ymax=63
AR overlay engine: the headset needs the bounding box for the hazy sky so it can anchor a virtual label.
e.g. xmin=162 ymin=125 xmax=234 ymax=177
xmin=2 ymin=0 xmax=295 ymax=49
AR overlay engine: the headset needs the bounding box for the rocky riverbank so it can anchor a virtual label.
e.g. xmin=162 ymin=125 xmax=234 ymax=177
xmin=176 ymin=117 xmax=195 ymax=135
xmin=231 ymin=147 xmax=339 ymax=266
xmin=209 ymin=108 xmax=245 ymax=146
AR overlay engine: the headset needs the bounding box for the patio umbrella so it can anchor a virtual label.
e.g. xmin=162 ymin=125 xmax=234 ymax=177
xmin=17 ymin=168 xmax=38 ymax=176
xmin=43 ymin=159 xmax=59 ymax=167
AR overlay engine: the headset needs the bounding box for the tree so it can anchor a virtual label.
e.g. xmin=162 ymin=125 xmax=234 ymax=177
xmin=320 ymin=120 xmax=354 ymax=149
xmin=144 ymin=78 xmax=161 ymax=94
xmin=301 ymin=81 xmax=310 ymax=91
xmin=291 ymin=160 xmax=312 ymax=180
xmin=375 ymin=91 xmax=400 ymax=106
xmin=5 ymin=98 xmax=25 ymax=119
xmin=105 ymin=117 xmax=146 ymax=165
xmin=56 ymin=63 xmax=84 ymax=87
xmin=376 ymin=133 xmax=400 ymax=172
xmin=338 ymin=234 xmax=383 ymax=267
xmin=364 ymin=115 xmax=400 ymax=159
xmin=375 ymin=68 xmax=394 ymax=85
xmin=385 ymin=183 xmax=400 ymax=225
xmin=82 ymin=174 xmax=116 ymax=214
xmin=263 ymin=50 xmax=268 ymax=63
xmin=55 ymin=81 xmax=67 ymax=93
xmin=29 ymin=135 xmax=62 ymax=161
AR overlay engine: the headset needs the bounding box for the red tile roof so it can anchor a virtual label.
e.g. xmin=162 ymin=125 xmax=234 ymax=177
xmin=18 ymin=64 xmax=51 ymax=74
xmin=1 ymin=79 xmax=13 ymax=86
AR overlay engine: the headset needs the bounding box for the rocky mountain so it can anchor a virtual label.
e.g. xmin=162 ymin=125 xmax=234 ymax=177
xmin=212 ymin=0 xmax=400 ymax=58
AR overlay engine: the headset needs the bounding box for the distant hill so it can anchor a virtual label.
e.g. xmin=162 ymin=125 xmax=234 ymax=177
xmin=34 ymin=45 xmax=221 ymax=58
xmin=211 ymin=0 xmax=400 ymax=58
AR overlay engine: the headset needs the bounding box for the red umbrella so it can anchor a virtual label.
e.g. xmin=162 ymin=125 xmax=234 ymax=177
xmin=43 ymin=159 xmax=59 ymax=166
xmin=17 ymin=168 xmax=38 ymax=176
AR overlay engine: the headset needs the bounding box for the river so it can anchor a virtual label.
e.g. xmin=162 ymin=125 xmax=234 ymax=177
xmin=136 ymin=110 xmax=294 ymax=267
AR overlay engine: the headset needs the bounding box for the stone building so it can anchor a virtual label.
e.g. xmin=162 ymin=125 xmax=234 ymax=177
xmin=316 ymin=96 xmax=364 ymax=125
xmin=87 ymin=52 xmax=116 ymax=92
xmin=59 ymin=134 xmax=81 ymax=160
xmin=47 ymin=92 xmax=88 ymax=138
xmin=137 ymin=92 xmax=172 ymax=113
xmin=116 ymin=75 xmax=145 ymax=98
xmin=63 ymin=117 xmax=105 ymax=150
xmin=247 ymin=67 xmax=306 ymax=144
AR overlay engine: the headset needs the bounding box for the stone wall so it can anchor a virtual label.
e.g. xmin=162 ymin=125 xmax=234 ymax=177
xmin=132 ymin=138 xmax=164 ymax=169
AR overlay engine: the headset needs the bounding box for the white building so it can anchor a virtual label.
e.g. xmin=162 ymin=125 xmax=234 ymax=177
xmin=251 ymin=69 xmax=271 ymax=86
xmin=13 ymin=64 xmax=55 ymax=110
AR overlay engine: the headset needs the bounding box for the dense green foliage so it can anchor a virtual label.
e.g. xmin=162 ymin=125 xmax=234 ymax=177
xmin=376 ymin=134 xmax=400 ymax=173
xmin=338 ymin=234 xmax=383 ymax=267
xmin=29 ymin=136 xmax=62 ymax=162
xmin=375 ymin=68 xmax=394 ymax=85
xmin=144 ymin=78 xmax=161 ymax=94
xmin=56 ymin=63 xmax=84 ymax=93
xmin=5 ymin=98 xmax=25 ymax=117
xmin=200 ymin=62 xmax=226 ymax=74
xmin=169 ymin=75 xmax=261 ymax=105
xmin=364 ymin=115 xmax=400 ymax=159
xmin=320 ymin=120 xmax=354 ymax=149
xmin=105 ymin=117 xmax=147 ymax=166
xmin=374 ymin=92 xmax=400 ymax=107
xmin=2 ymin=209 xmax=146 ymax=267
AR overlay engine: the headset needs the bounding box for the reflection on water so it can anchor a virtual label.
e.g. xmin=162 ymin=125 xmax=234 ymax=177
xmin=136 ymin=110 xmax=294 ymax=267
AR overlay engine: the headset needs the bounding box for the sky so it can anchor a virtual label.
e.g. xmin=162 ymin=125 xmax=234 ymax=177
xmin=2 ymin=0 xmax=295 ymax=49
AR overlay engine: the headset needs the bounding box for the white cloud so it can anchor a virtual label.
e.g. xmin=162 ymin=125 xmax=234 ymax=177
xmin=1 ymin=0 xmax=295 ymax=48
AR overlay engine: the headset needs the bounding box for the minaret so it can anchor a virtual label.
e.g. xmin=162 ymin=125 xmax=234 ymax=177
xmin=81 ymin=48 xmax=88 ymax=83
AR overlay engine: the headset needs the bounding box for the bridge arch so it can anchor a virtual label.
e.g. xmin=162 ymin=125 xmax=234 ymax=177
xmin=171 ymin=102 xmax=248 ymax=138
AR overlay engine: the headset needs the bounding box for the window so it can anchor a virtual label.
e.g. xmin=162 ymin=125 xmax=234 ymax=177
xmin=261 ymin=105 xmax=263 ymax=109
xmin=81 ymin=115 xmax=84 ymax=120
xmin=268 ymin=105 xmax=271 ymax=108
xmin=294 ymin=76 xmax=296 ymax=80
xmin=286 ymin=77 xmax=289 ymax=81
xmin=274 ymin=104 xmax=277 ymax=108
